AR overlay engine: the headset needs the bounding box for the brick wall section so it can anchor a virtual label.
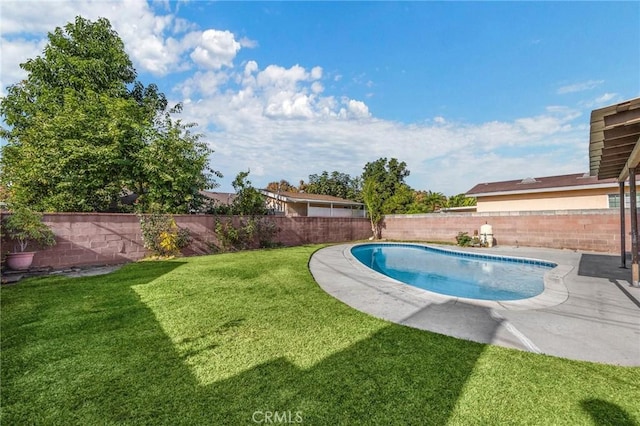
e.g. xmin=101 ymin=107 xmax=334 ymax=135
xmin=382 ymin=209 xmax=631 ymax=253
xmin=0 ymin=213 xmax=372 ymax=270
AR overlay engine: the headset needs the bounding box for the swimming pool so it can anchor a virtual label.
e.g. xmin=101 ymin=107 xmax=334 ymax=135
xmin=350 ymin=243 xmax=556 ymax=301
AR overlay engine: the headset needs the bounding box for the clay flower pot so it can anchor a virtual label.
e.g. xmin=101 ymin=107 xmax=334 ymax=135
xmin=5 ymin=251 xmax=36 ymax=270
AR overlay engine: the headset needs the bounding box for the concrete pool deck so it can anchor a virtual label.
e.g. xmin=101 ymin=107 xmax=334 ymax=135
xmin=309 ymin=243 xmax=640 ymax=366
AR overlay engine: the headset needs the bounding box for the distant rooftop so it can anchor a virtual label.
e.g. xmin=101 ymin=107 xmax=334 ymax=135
xmin=261 ymin=190 xmax=363 ymax=206
xmin=200 ymin=191 xmax=236 ymax=205
xmin=466 ymin=173 xmax=619 ymax=197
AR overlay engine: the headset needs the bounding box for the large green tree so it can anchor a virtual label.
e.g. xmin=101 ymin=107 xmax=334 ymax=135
xmin=361 ymin=158 xmax=411 ymax=214
xmin=0 ymin=16 xmax=218 ymax=213
xmin=360 ymin=157 xmax=411 ymax=238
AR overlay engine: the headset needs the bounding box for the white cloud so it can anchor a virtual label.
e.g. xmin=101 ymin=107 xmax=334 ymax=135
xmin=190 ymin=29 xmax=241 ymax=70
xmin=239 ymin=37 xmax=258 ymax=48
xmin=175 ymin=71 xmax=231 ymax=98
xmin=557 ymin=79 xmax=604 ymax=94
xmin=0 ymin=37 xmax=47 ymax=97
xmin=256 ymin=64 xmax=315 ymax=90
xmin=580 ymin=92 xmax=621 ymax=109
xmin=341 ymin=99 xmax=370 ymax=119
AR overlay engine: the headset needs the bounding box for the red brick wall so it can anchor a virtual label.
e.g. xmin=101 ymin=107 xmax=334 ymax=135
xmin=382 ymin=209 xmax=631 ymax=253
xmin=0 ymin=213 xmax=372 ymax=270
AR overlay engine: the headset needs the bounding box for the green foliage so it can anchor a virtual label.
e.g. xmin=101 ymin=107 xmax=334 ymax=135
xmin=211 ymin=171 xmax=278 ymax=251
xmin=360 ymin=158 xmax=411 ymax=238
xmin=230 ymin=171 xmax=267 ymax=215
xmin=214 ymin=217 xmax=280 ymax=252
xmin=304 ymin=171 xmax=362 ymax=201
xmin=455 ymin=231 xmax=482 ymax=247
xmin=383 ymin=184 xmax=415 ymax=214
xmin=131 ymin=104 xmax=220 ymax=214
xmin=138 ymin=211 xmax=191 ymax=258
xmin=455 ymin=232 xmax=473 ymax=247
xmin=448 ymin=193 xmax=477 ymax=208
xmin=1 ymin=207 xmax=57 ymax=252
xmin=361 ymin=158 xmax=411 ymax=215
xmin=362 ymin=158 xmax=409 ymax=202
xmin=407 ymin=190 xmax=448 ymax=213
xmin=0 ymin=16 xmax=219 ymax=213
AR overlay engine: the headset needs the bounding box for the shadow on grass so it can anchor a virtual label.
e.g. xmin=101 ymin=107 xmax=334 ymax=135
xmin=1 ymin=258 xmax=490 ymax=425
xmin=581 ymin=399 xmax=637 ymax=426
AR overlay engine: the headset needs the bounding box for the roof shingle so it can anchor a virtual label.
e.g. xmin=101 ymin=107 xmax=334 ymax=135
xmin=466 ymin=173 xmax=618 ymax=196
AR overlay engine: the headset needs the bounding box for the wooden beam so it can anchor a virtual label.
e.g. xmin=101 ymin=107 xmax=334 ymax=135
xmin=618 ymin=137 xmax=640 ymax=181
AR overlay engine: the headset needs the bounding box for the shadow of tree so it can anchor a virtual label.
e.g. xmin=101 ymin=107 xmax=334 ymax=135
xmin=581 ymin=398 xmax=638 ymax=426
xmin=1 ymin=259 xmax=486 ymax=425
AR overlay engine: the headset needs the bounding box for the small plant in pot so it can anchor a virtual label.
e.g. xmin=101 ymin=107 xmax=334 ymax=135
xmin=2 ymin=206 xmax=56 ymax=270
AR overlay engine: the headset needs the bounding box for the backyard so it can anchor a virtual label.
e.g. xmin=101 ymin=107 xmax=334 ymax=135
xmin=1 ymin=245 xmax=639 ymax=425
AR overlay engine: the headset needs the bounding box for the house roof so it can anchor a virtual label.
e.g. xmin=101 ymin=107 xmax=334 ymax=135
xmin=589 ymin=97 xmax=640 ymax=181
xmin=200 ymin=191 xmax=236 ymax=205
xmin=465 ymin=173 xmax=619 ymax=197
xmin=261 ymin=190 xmax=364 ymax=206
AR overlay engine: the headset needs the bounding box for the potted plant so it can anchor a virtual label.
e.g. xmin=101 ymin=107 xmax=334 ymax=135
xmin=2 ymin=207 xmax=56 ymax=270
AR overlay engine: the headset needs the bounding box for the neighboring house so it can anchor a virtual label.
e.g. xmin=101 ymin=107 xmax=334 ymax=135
xmin=465 ymin=173 xmax=639 ymax=213
xmin=200 ymin=191 xmax=236 ymax=212
xmin=261 ymin=190 xmax=366 ymax=218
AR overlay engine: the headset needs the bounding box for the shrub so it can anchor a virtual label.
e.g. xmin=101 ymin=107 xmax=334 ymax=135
xmin=456 ymin=232 xmax=473 ymax=247
xmin=139 ymin=212 xmax=191 ymax=258
xmin=214 ymin=217 xmax=280 ymax=253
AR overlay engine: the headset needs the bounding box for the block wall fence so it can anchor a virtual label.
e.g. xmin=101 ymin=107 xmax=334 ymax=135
xmin=0 ymin=213 xmax=372 ymax=270
xmin=0 ymin=209 xmax=633 ymax=271
xmin=383 ymin=209 xmax=631 ymax=254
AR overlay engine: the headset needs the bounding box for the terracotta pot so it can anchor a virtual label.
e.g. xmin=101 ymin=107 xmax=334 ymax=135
xmin=5 ymin=252 xmax=36 ymax=270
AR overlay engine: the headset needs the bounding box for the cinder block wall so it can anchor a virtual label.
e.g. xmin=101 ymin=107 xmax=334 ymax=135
xmin=382 ymin=209 xmax=630 ymax=253
xmin=1 ymin=209 xmax=630 ymax=271
xmin=0 ymin=213 xmax=372 ymax=269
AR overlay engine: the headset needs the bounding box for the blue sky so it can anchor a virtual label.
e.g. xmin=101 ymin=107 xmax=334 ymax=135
xmin=1 ymin=1 xmax=639 ymax=195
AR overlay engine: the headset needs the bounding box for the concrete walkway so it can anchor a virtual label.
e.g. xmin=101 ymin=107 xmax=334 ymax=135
xmin=309 ymin=243 xmax=640 ymax=366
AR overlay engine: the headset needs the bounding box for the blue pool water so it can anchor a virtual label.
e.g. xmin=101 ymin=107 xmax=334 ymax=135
xmin=351 ymin=244 xmax=555 ymax=301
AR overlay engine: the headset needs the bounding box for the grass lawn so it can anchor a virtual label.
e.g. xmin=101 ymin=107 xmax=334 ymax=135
xmin=2 ymin=245 xmax=639 ymax=425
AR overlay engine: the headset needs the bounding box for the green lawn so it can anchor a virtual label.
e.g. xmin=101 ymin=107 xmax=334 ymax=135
xmin=2 ymin=245 xmax=639 ymax=425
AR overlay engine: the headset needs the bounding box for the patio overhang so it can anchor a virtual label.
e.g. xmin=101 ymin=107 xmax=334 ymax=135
xmin=589 ymin=97 xmax=640 ymax=181
xmin=589 ymin=97 xmax=640 ymax=287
